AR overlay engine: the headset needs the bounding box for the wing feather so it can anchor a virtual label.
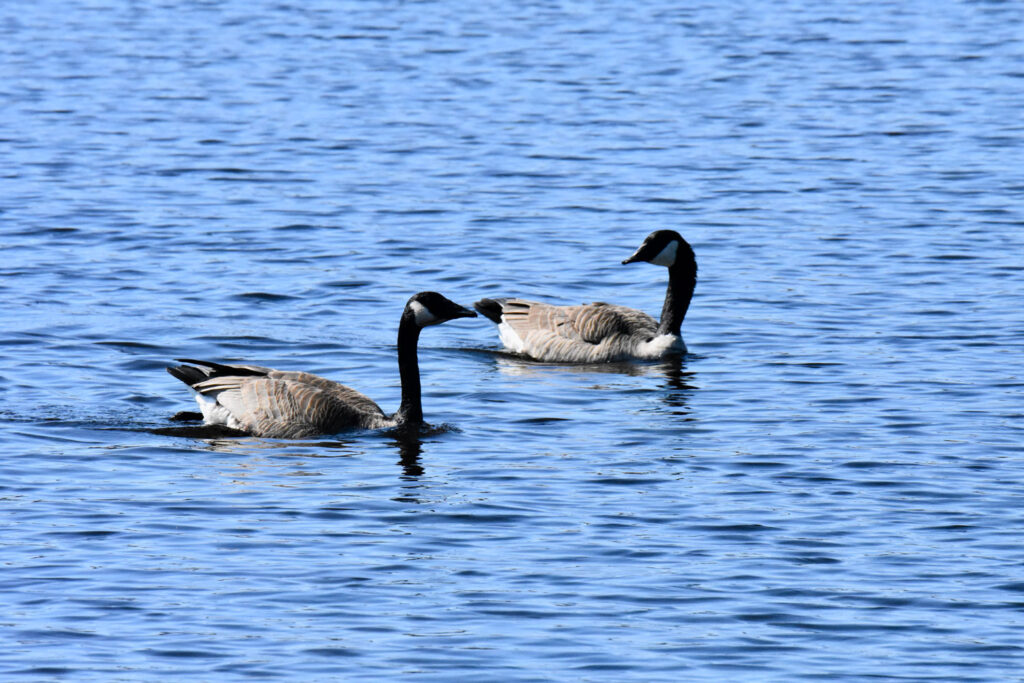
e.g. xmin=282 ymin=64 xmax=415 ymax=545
xmin=192 ymin=372 xmax=388 ymax=438
xmin=495 ymin=299 xmax=659 ymax=362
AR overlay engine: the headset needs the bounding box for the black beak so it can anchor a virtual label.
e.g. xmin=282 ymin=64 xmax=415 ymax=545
xmin=451 ymin=304 xmax=478 ymax=319
xmin=622 ymin=248 xmax=646 ymax=265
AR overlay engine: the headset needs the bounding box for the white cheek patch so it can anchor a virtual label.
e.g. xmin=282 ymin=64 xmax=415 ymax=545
xmin=409 ymin=300 xmax=441 ymax=327
xmin=649 ymin=240 xmax=678 ymax=267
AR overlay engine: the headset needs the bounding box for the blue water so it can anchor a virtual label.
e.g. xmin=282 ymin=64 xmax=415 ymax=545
xmin=3 ymin=0 xmax=1024 ymax=679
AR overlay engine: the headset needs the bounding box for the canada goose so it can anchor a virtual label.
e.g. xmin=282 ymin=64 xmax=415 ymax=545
xmin=474 ymin=230 xmax=696 ymax=362
xmin=166 ymin=291 xmax=477 ymax=438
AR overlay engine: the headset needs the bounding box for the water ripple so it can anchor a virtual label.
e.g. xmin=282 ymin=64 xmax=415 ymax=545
xmin=2 ymin=0 xmax=1024 ymax=680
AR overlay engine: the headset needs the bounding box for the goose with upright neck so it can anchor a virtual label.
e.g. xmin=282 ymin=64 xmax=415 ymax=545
xmin=474 ymin=230 xmax=697 ymax=362
xmin=166 ymin=292 xmax=477 ymax=438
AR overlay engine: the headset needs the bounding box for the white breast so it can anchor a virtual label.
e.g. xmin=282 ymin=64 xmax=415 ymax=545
xmin=634 ymin=334 xmax=685 ymax=359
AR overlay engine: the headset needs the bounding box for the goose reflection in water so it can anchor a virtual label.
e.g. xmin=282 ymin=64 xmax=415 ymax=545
xmin=490 ymin=354 xmax=697 ymax=416
xmin=390 ymin=432 xmax=426 ymax=501
xmin=150 ymin=419 xmax=437 ymax=485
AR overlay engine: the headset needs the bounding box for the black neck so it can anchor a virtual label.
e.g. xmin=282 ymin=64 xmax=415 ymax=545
xmin=657 ymin=254 xmax=697 ymax=336
xmin=395 ymin=312 xmax=423 ymax=424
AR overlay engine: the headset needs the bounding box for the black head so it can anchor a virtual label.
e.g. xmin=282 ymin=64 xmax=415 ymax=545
xmin=622 ymin=230 xmax=693 ymax=268
xmin=405 ymin=291 xmax=478 ymax=328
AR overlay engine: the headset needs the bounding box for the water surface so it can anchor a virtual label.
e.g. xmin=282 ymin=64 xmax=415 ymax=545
xmin=2 ymin=0 xmax=1024 ymax=680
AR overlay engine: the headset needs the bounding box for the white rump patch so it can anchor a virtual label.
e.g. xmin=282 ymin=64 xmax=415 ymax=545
xmin=497 ymin=321 xmax=527 ymax=354
xmin=409 ymin=300 xmax=441 ymax=327
xmin=649 ymin=240 xmax=678 ymax=267
xmin=194 ymin=392 xmax=244 ymax=430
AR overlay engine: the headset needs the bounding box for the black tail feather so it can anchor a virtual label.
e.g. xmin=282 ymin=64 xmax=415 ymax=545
xmin=174 ymin=358 xmax=267 ymax=377
xmin=167 ymin=358 xmax=267 ymax=387
xmin=167 ymin=364 xmax=208 ymax=387
xmin=473 ymin=298 xmax=506 ymax=324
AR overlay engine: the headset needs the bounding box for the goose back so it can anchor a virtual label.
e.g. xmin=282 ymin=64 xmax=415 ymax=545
xmin=172 ymin=361 xmax=390 ymax=438
xmin=488 ymin=298 xmax=680 ymax=363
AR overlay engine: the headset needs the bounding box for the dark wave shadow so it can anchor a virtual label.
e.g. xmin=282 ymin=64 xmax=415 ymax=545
xmin=150 ymin=410 xmax=250 ymax=438
xmin=150 ymin=423 xmax=252 ymax=438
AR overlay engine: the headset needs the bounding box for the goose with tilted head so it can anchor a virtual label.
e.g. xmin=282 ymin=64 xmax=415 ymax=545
xmin=166 ymin=292 xmax=477 ymax=438
xmin=474 ymin=230 xmax=696 ymax=363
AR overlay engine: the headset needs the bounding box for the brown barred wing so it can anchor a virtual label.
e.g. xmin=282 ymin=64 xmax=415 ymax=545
xmin=194 ymin=375 xmax=387 ymax=438
xmin=498 ymin=299 xmax=658 ymax=362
